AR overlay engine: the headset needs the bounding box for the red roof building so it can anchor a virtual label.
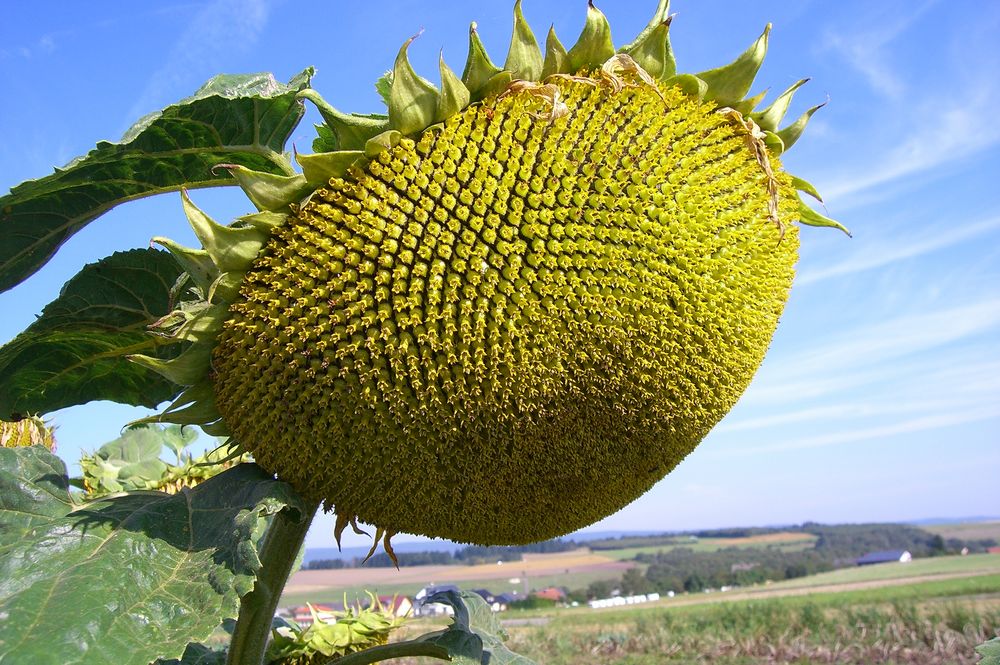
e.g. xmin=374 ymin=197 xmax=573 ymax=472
xmin=532 ymin=587 xmax=566 ymax=602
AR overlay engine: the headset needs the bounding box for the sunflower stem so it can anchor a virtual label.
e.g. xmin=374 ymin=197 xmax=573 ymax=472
xmin=226 ymin=500 xmax=319 ymax=665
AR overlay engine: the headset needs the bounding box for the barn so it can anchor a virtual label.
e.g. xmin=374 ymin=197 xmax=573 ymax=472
xmin=856 ymin=550 xmax=912 ymax=565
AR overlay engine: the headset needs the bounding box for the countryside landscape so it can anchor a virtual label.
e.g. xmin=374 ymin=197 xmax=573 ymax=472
xmin=279 ymin=520 xmax=1000 ymax=663
xmin=1 ymin=1 xmax=998 ymax=664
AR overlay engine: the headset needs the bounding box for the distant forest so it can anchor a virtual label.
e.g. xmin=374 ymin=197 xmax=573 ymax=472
xmin=305 ymin=522 xmax=996 ymax=571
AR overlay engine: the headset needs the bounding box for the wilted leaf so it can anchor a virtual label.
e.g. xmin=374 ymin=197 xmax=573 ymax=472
xmin=0 ymin=69 xmax=312 ymax=293
xmin=0 ymin=446 xmax=308 ymax=665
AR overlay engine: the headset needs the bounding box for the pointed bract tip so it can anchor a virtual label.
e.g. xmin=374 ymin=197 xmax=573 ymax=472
xmin=361 ymin=527 xmax=385 ymax=564
xmin=350 ymin=516 xmax=369 ymax=537
xmin=334 ymin=513 xmax=350 ymax=550
xmin=384 ymin=531 xmax=399 ymax=569
xmin=568 ymin=0 xmax=614 ymax=72
xmin=390 ymin=33 xmax=440 ymax=134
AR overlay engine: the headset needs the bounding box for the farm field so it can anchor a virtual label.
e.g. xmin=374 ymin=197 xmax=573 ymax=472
xmin=382 ymin=570 xmax=1000 ymax=664
xmin=282 ymin=532 xmax=1000 ymax=662
xmin=763 ymin=552 xmax=1000 ymax=589
xmin=282 ymin=532 xmax=822 ymax=605
xmin=923 ymin=520 xmax=1000 ymax=542
xmin=601 ymin=531 xmax=818 ymax=561
xmin=282 ymin=549 xmax=632 ymax=607
xmin=497 ymin=576 xmax=1000 ymax=664
xmin=281 ymin=533 xmax=1000 ymax=608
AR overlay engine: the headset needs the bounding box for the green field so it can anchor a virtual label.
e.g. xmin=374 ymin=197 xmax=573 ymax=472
xmin=494 ymin=575 xmax=1000 ymax=664
xmin=285 ymin=537 xmax=1000 ymax=663
xmin=762 ymin=552 xmax=1000 ymax=590
xmin=601 ymin=534 xmax=818 ymax=561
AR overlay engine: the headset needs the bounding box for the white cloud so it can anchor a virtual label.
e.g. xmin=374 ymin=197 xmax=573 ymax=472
xmin=819 ymin=98 xmax=1000 ymax=203
xmin=743 ymin=299 xmax=1000 ymax=407
xmin=820 ymin=0 xmax=938 ymax=98
xmin=714 ymin=404 xmax=999 ymax=457
xmin=811 ymin=2 xmax=1000 ymax=208
xmin=798 ymin=215 xmax=1000 ymax=285
xmin=717 ymin=388 xmax=1000 ymax=434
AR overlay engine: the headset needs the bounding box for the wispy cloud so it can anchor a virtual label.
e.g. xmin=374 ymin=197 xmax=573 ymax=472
xmin=717 ymin=384 xmax=1000 ymax=434
xmin=123 ymin=0 xmax=273 ymax=130
xmin=0 ymin=34 xmax=58 ymax=60
xmin=820 ymin=0 xmax=938 ymax=98
xmin=812 ymin=1 xmax=1000 ymax=207
xmin=819 ymin=97 xmax=1000 ymax=203
xmin=798 ymin=215 xmax=1000 ymax=285
xmin=714 ymin=404 xmax=999 ymax=457
xmin=743 ymin=298 xmax=1000 ymax=406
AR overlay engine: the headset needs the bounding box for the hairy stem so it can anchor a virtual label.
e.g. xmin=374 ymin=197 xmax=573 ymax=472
xmin=227 ymin=500 xmax=319 ymax=665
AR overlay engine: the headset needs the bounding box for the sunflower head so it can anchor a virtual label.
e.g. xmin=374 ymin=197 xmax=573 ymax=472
xmin=129 ymin=1 xmax=846 ymax=547
xmin=0 ymin=415 xmax=56 ymax=451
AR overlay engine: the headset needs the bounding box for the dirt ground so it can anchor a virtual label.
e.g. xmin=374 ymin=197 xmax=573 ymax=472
xmin=285 ymin=548 xmax=630 ymax=595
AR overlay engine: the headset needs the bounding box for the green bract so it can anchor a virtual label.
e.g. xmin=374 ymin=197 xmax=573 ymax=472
xmin=0 ymin=1 xmax=847 ymax=549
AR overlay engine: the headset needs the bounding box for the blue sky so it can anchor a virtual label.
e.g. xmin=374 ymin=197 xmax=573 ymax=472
xmin=1 ymin=0 xmax=997 ymax=550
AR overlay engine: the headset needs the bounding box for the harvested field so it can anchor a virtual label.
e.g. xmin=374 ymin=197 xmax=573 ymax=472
xmin=284 ymin=548 xmax=630 ymax=597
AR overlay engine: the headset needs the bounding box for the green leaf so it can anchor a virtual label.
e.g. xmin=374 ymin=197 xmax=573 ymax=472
xmin=437 ymin=53 xmax=472 ymax=122
xmin=420 ymin=590 xmax=537 ymax=665
xmin=749 ymin=78 xmax=809 ymax=133
xmin=0 ymin=445 xmax=72 ymax=542
xmin=375 ymin=71 xmax=394 ymax=108
xmin=0 ymin=69 xmax=312 ymax=294
xmin=154 ymin=643 xmax=227 ymax=665
xmin=620 ymin=0 xmax=676 ymax=80
xmin=775 ymin=100 xmax=826 ymax=151
xmin=298 ymin=89 xmax=391 ymax=153
xmin=0 ymin=249 xmax=186 ymax=420
xmin=160 ymin=424 xmax=200 ymax=458
xmin=330 ymin=591 xmax=535 ymax=665
xmin=798 ymin=195 xmax=851 ymax=237
xmin=313 ymin=123 xmax=341 ymax=153
xmin=79 ymin=425 xmax=170 ymax=495
xmin=977 ymin=637 xmax=1000 ymax=665
xmin=0 ymin=446 xmax=308 ymax=665
xmin=790 ymin=174 xmax=824 ymax=203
